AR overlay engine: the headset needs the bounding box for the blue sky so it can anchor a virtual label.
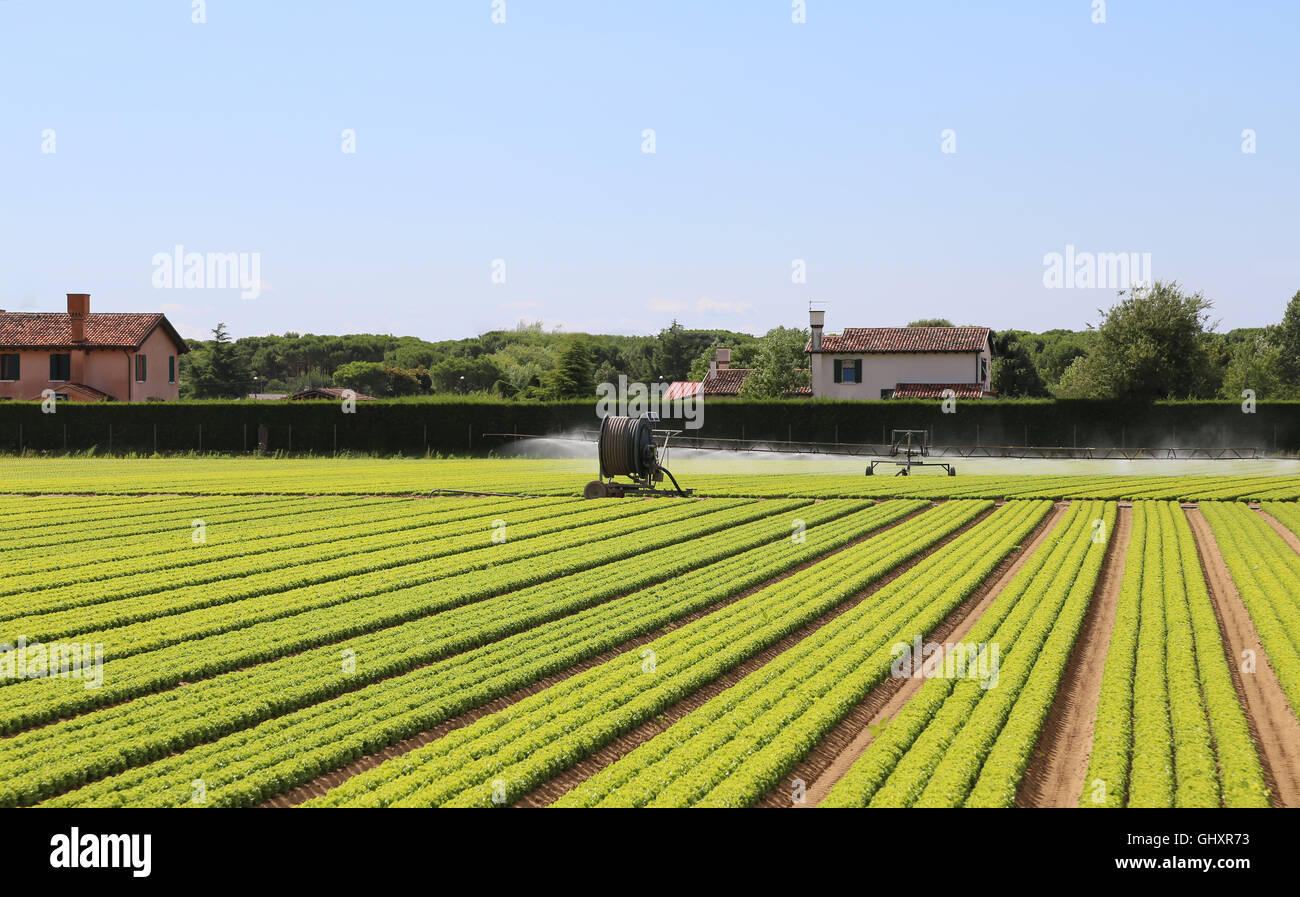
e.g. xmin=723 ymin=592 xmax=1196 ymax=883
xmin=1 ymin=1 xmax=1295 ymax=341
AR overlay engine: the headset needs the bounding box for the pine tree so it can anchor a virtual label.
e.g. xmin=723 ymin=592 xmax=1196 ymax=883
xmin=546 ymin=337 xmax=595 ymax=398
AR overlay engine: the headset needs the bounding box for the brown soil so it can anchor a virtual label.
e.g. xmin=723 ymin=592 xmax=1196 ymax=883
xmin=1014 ymin=505 xmax=1131 ymax=807
xmin=782 ymin=502 xmax=1071 ymax=808
xmin=1254 ymin=507 xmax=1300 ymax=555
xmin=264 ymin=499 xmax=947 ymax=807
xmin=511 ymin=502 xmax=1002 ymax=808
xmin=1186 ymin=507 xmax=1300 ymax=808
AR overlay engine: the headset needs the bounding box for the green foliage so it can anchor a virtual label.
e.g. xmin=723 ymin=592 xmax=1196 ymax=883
xmin=558 ymin=501 xmax=1036 ymax=808
xmin=737 ymin=327 xmax=811 ymax=398
xmin=824 ymin=502 xmax=1104 ymax=807
xmin=430 ymin=355 xmax=502 ymax=393
xmin=649 ymin=320 xmax=696 ymax=381
xmin=183 ymin=323 xmax=253 ymax=399
xmin=310 ymin=501 xmax=988 ymax=807
xmin=543 ymin=337 xmax=595 ymax=399
xmin=332 ymin=361 xmax=389 ymax=397
xmin=28 ymin=498 xmax=821 ymax=807
xmin=1275 ymin=289 xmax=1300 ymax=386
xmin=1218 ymin=331 xmax=1287 ymax=399
xmin=687 ymin=337 xmax=761 ymax=381
xmin=1053 ymin=281 xmax=1217 ymax=399
xmin=907 ymin=318 xmax=954 ymax=327
xmin=991 ymin=333 xmax=1049 ymax=397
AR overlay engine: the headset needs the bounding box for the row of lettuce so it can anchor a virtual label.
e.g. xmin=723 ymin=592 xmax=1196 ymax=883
xmin=12 ymin=498 xmax=902 ymax=806
xmin=1082 ymin=502 xmax=1269 ymax=808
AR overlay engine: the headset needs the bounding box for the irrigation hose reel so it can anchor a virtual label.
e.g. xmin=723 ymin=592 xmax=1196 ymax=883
xmin=584 ymin=414 xmax=693 ymax=498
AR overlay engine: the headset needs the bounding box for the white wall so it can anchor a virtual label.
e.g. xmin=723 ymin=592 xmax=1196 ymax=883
xmin=810 ymin=350 xmax=991 ymax=399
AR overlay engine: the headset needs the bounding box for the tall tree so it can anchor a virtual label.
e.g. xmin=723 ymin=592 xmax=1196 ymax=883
xmin=185 ymin=323 xmax=253 ymax=398
xmin=650 ymin=320 xmax=695 ymax=381
xmin=1053 ymin=281 xmax=1216 ymax=399
xmin=1275 ymin=289 xmax=1300 ymax=386
xmin=990 ymin=335 xmax=1049 ymax=396
xmin=545 ymin=337 xmax=596 ymax=398
xmin=737 ymin=327 xmax=811 ymax=398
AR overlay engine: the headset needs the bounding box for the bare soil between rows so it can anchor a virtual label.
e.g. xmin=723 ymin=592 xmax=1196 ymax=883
xmin=1186 ymin=507 xmax=1300 ymax=808
xmin=778 ymin=501 xmax=1070 ymax=808
xmin=1014 ymin=505 xmax=1131 ymax=807
xmin=265 ymin=499 xmax=943 ymax=807
xmin=511 ymin=502 xmax=999 ymax=807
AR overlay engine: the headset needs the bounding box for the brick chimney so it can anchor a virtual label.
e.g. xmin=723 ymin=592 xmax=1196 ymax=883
xmin=715 ymin=347 xmax=731 ymax=371
xmin=809 ymin=308 xmax=825 ymax=352
xmin=68 ymin=293 xmax=90 ymax=343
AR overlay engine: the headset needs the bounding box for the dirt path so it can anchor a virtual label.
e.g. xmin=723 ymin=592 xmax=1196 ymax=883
xmin=1015 ymin=505 xmax=1131 ymax=807
xmin=1186 ymin=507 xmax=1300 ymax=808
xmin=1254 ymin=507 xmax=1300 ymax=555
xmin=264 ymin=499 xmax=946 ymax=807
xmin=512 ymin=502 xmax=1003 ymax=808
xmin=776 ymin=502 xmax=1071 ymax=808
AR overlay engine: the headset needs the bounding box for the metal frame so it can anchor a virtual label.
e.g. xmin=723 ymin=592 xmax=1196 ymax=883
xmin=866 ymin=429 xmax=956 ymax=476
xmin=483 ymin=432 xmax=1261 ymax=462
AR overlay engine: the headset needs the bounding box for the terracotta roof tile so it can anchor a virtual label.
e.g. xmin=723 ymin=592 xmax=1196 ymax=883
xmin=663 ymin=381 xmax=703 ymax=401
xmin=812 ymin=326 xmax=991 ymax=354
xmin=41 ymin=382 xmax=115 ymax=401
xmin=891 ymin=382 xmax=990 ymax=399
xmin=0 ymin=312 xmax=188 ymax=352
xmin=701 ymin=368 xmax=754 ymax=395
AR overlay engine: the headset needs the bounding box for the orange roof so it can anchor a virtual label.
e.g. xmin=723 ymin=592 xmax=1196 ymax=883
xmin=812 ymin=326 xmax=991 ymax=354
xmin=0 ymin=312 xmax=188 ymax=352
xmin=663 ymin=381 xmax=703 ymax=400
xmin=891 ymin=383 xmax=990 ymax=399
xmin=701 ymin=368 xmax=754 ymax=395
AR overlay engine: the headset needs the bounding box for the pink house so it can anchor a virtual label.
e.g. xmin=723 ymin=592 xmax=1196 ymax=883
xmin=0 ymin=294 xmax=189 ymax=402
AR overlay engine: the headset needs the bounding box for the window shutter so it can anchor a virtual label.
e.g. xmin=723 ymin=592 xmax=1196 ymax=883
xmin=855 ymin=359 xmax=863 ymax=383
xmin=833 ymin=359 xmax=842 ymax=383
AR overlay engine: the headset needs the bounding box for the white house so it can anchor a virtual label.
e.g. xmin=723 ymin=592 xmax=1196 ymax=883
xmin=806 ymin=309 xmax=995 ymax=400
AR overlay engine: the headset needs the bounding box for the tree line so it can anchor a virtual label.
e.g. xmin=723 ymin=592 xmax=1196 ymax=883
xmin=179 ymin=282 xmax=1300 ymax=402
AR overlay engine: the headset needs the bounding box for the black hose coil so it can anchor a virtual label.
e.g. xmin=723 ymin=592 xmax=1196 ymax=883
xmin=599 ymin=416 xmax=654 ymax=477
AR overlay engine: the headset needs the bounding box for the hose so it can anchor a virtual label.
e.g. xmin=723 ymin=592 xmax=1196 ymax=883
xmin=599 ymin=416 xmax=651 ymax=477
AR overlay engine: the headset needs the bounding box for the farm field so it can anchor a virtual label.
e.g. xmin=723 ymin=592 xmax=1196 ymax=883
xmin=5 ymin=455 xmax=1300 ymax=501
xmin=1 ymin=457 xmax=1298 ymax=808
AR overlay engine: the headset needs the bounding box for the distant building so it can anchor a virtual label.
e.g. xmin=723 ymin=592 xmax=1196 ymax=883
xmin=290 ymin=386 xmax=376 ymax=401
xmin=806 ymin=309 xmax=996 ymax=399
xmin=662 ymin=380 xmax=703 ymax=401
xmin=701 ymin=349 xmax=753 ymax=396
xmin=246 ymin=392 xmax=290 ymax=401
xmin=0 ymin=293 xmax=188 ymax=402
xmin=670 ymin=348 xmax=811 ymax=398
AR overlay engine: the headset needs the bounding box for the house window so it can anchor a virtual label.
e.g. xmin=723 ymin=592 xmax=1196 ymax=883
xmin=0 ymin=354 xmax=18 ymax=381
xmin=135 ymin=354 xmax=147 ymax=382
xmin=833 ymin=358 xmax=863 ymax=384
xmin=49 ymin=353 xmax=71 ymax=381
xmin=168 ymin=356 xmax=176 ymax=383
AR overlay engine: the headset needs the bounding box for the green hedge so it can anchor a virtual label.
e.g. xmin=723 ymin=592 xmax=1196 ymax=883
xmin=0 ymin=397 xmax=1296 ymax=455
